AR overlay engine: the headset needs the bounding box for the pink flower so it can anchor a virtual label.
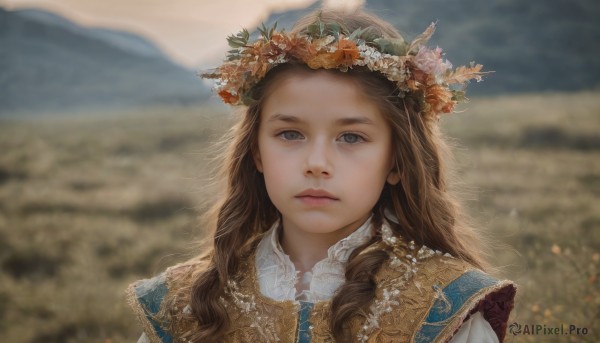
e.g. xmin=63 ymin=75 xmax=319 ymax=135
xmin=414 ymin=46 xmax=453 ymax=79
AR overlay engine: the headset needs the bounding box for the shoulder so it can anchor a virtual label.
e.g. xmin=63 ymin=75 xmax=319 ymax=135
xmin=126 ymin=272 xmax=172 ymax=343
xmin=375 ymin=242 xmax=516 ymax=342
xmin=126 ymin=259 xmax=203 ymax=343
xmin=413 ymin=262 xmax=516 ymax=343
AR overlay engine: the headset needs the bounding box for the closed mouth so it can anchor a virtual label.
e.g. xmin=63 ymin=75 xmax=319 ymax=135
xmin=295 ymin=189 xmax=338 ymax=199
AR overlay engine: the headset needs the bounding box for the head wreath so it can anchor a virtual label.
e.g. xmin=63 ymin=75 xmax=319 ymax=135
xmin=202 ymin=16 xmax=486 ymax=117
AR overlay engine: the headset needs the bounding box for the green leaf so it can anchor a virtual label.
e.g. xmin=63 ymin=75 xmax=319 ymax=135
xmin=374 ymin=38 xmax=408 ymax=55
xmin=258 ymin=22 xmax=277 ymax=41
xmin=349 ymin=27 xmax=367 ymax=41
xmin=226 ymin=29 xmax=250 ymax=48
xmin=451 ymin=90 xmax=466 ymax=102
xmin=306 ymin=22 xmax=321 ymax=37
xmin=359 ymin=28 xmax=382 ymax=43
xmin=307 ymin=12 xmax=345 ymax=38
xmin=200 ymin=71 xmax=219 ymax=79
xmin=326 ymin=23 xmax=341 ymax=35
xmin=306 ymin=18 xmax=328 ymax=38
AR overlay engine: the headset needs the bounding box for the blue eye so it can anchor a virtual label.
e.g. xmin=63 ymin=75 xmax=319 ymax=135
xmin=279 ymin=130 xmax=303 ymax=140
xmin=340 ymin=133 xmax=364 ymax=144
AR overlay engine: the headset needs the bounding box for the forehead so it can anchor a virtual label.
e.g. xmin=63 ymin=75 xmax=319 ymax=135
xmin=261 ymin=70 xmax=385 ymax=125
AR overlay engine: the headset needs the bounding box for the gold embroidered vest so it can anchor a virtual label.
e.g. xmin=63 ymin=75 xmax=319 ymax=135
xmin=127 ymin=240 xmax=516 ymax=343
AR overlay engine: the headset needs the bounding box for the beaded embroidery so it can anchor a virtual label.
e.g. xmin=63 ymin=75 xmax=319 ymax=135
xmin=354 ymin=225 xmax=447 ymax=342
xmin=222 ymin=279 xmax=281 ymax=341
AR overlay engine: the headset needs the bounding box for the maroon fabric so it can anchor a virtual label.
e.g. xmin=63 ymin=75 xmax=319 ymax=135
xmin=479 ymin=284 xmax=517 ymax=342
xmin=446 ymin=283 xmax=517 ymax=343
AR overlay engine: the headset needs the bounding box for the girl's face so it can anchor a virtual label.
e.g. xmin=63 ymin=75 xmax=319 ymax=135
xmin=254 ymin=70 xmax=399 ymax=242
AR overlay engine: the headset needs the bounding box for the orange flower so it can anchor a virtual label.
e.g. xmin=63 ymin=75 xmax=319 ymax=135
xmin=289 ymin=37 xmax=317 ymax=61
xmin=406 ymin=79 xmax=420 ymax=91
xmin=306 ymin=52 xmax=338 ymax=69
xmin=218 ymin=90 xmax=239 ymax=105
xmin=270 ymin=33 xmax=290 ymax=50
xmin=332 ymin=39 xmax=360 ymax=66
xmin=425 ymin=84 xmax=454 ymax=113
xmin=251 ymin=60 xmax=269 ymax=79
xmin=406 ymin=63 xmax=428 ymax=91
xmin=411 ymin=69 xmax=428 ymax=85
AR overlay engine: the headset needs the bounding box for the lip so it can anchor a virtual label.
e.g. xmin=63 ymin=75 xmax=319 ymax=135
xmin=295 ymin=188 xmax=339 ymax=199
xmin=295 ymin=189 xmax=339 ymax=206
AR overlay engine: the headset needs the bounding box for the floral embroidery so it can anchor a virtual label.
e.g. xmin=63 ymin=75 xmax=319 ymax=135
xmin=223 ymin=279 xmax=281 ymax=341
xmin=356 ymin=224 xmax=446 ymax=342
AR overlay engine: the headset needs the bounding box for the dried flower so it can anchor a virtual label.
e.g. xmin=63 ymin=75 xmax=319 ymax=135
xmin=414 ymin=46 xmax=452 ymax=80
xmin=218 ymin=90 xmax=239 ymax=105
xmin=332 ymin=38 xmax=360 ymax=67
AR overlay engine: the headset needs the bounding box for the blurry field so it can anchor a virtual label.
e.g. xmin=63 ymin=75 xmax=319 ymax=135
xmin=0 ymin=92 xmax=598 ymax=342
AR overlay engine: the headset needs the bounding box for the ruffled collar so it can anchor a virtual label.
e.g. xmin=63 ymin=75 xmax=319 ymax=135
xmin=255 ymin=215 xmax=374 ymax=303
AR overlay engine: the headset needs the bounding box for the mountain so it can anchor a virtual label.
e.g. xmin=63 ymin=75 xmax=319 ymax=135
xmin=0 ymin=8 xmax=209 ymax=116
xmin=15 ymin=9 xmax=166 ymax=59
xmin=258 ymin=0 xmax=600 ymax=95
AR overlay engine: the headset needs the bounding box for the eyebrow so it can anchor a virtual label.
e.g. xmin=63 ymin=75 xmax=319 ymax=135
xmin=267 ymin=114 xmax=375 ymax=126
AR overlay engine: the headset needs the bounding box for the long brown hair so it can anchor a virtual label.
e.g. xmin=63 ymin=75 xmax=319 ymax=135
xmin=187 ymin=8 xmax=487 ymax=342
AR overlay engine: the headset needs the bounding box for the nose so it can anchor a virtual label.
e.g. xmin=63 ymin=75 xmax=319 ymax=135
xmin=304 ymin=137 xmax=333 ymax=178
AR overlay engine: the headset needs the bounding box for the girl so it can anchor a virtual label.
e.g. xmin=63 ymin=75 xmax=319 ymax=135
xmin=128 ymin=8 xmax=516 ymax=343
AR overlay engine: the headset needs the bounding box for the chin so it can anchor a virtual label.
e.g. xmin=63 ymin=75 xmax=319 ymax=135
xmin=288 ymin=215 xmax=353 ymax=233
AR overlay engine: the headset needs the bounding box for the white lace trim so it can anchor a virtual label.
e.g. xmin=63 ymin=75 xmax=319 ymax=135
xmin=255 ymin=215 xmax=374 ymax=303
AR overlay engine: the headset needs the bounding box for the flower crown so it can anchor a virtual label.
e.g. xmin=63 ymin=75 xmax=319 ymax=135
xmin=202 ymin=17 xmax=485 ymax=116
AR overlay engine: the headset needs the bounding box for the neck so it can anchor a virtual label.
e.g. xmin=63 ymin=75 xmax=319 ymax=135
xmin=278 ymin=215 xmax=370 ymax=274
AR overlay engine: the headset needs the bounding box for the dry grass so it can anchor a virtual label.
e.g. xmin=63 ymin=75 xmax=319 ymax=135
xmin=0 ymin=93 xmax=598 ymax=342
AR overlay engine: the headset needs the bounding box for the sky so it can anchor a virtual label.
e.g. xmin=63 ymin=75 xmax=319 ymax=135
xmin=2 ymin=0 xmax=364 ymax=68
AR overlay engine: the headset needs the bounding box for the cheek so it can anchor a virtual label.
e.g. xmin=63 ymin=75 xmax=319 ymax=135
xmin=258 ymin=143 xmax=291 ymax=173
xmin=257 ymin=137 xmax=291 ymax=189
xmin=343 ymin=148 xmax=392 ymax=191
xmin=357 ymin=142 xmax=393 ymax=174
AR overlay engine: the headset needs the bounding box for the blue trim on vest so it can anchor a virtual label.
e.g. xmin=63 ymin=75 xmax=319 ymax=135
xmin=414 ymin=270 xmax=498 ymax=343
xmin=135 ymin=273 xmax=173 ymax=343
xmin=296 ymin=301 xmax=315 ymax=343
